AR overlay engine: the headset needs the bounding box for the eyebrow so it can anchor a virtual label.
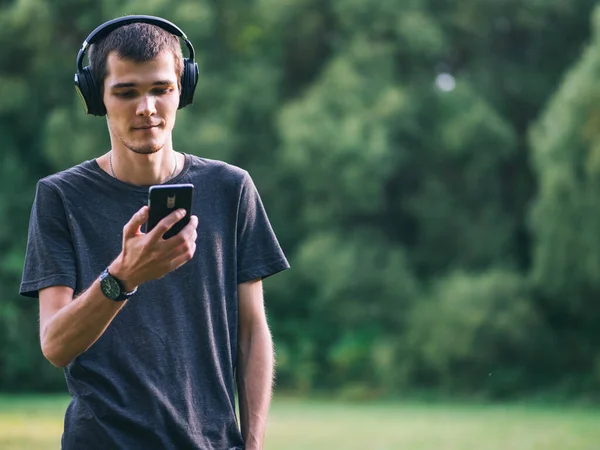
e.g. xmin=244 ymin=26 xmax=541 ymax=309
xmin=109 ymin=80 xmax=175 ymax=89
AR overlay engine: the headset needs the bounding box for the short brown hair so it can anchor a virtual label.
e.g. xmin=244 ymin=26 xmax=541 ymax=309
xmin=89 ymin=22 xmax=184 ymax=93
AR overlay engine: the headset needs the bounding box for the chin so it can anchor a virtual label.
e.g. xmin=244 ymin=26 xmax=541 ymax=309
xmin=114 ymin=129 xmax=169 ymax=154
xmin=128 ymin=145 xmax=163 ymax=155
xmin=125 ymin=138 xmax=166 ymax=154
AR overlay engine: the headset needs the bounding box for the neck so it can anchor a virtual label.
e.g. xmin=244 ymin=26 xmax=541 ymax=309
xmin=102 ymin=149 xmax=180 ymax=186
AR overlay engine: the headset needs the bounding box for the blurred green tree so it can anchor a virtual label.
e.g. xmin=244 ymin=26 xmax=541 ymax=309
xmin=529 ymin=4 xmax=600 ymax=395
xmin=0 ymin=0 xmax=598 ymax=398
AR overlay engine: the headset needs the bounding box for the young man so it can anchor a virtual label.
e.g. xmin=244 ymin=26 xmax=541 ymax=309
xmin=20 ymin=16 xmax=289 ymax=450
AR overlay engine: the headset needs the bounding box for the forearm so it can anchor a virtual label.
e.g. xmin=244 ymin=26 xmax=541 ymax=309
xmin=237 ymin=325 xmax=274 ymax=450
xmin=41 ymin=278 xmax=126 ymax=368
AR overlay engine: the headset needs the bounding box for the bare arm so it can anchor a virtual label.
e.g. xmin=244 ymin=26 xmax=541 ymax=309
xmin=39 ymin=206 xmax=198 ymax=368
xmin=40 ymin=282 xmax=125 ymax=367
xmin=236 ymin=279 xmax=274 ymax=450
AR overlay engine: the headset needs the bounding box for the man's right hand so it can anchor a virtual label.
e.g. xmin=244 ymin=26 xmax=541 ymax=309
xmin=108 ymin=205 xmax=199 ymax=291
xmin=38 ymin=205 xmax=198 ymax=367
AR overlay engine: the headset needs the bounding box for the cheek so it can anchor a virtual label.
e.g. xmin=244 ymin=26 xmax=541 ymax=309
xmin=104 ymin=100 xmax=126 ymax=120
xmin=164 ymin=99 xmax=180 ymax=120
xmin=105 ymin=112 xmax=130 ymax=136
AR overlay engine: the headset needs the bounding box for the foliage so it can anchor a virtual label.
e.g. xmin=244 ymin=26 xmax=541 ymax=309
xmin=405 ymin=270 xmax=550 ymax=398
xmin=529 ymin=4 xmax=600 ymax=395
xmin=1 ymin=0 xmax=600 ymax=400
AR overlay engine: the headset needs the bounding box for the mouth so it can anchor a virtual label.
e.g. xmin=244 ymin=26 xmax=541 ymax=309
xmin=132 ymin=124 xmax=161 ymax=130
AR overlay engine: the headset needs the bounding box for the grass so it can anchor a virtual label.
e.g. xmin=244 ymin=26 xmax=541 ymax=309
xmin=1 ymin=394 xmax=600 ymax=449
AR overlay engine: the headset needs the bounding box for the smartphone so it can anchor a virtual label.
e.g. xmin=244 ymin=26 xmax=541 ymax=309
xmin=146 ymin=183 xmax=194 ymax=239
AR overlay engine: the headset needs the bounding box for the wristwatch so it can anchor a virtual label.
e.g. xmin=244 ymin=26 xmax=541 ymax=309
xmin=100 ymin=268 xmax=137 ymax=301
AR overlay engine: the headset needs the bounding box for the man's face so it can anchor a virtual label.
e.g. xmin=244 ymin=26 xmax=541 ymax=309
xmin=103 ymin=51 xmax=180 ymax=155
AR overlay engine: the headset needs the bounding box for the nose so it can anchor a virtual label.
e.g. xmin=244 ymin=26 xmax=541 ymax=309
xmin=136 ymin=95 xmax=157 ymax=116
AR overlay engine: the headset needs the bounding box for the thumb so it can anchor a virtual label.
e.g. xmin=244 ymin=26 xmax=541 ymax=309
xmin=123 ymin=206 xmax=149 ymax=238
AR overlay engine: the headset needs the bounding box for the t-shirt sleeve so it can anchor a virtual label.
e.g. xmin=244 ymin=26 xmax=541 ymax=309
xmin=20 ymin=180 xmax=77 ymax=298
xmin=236 ymin=171 xmax=290 ymax=284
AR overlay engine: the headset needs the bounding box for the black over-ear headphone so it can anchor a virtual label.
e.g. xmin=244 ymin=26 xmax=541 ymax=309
xmin=74 ymin=15 xmax=199 ymax=116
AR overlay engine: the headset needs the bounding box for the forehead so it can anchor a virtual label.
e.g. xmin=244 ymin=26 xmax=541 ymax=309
xmin=104 ymin=51 xmax=178 ymax=86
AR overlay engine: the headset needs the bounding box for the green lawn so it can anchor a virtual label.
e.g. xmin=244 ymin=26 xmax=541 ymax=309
xmin=1 ymin=394 xmax=600 ymax=449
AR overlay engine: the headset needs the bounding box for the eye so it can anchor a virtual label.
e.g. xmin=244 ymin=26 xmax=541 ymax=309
xmin=153 ymin=87 xmax=174 ymax=96
xmin=114 ymin=90 xmax=136 ymax=98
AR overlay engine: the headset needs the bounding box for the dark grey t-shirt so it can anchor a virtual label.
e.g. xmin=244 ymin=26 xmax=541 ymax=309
xmin=20 ymin=154 xmax=289 ymax=450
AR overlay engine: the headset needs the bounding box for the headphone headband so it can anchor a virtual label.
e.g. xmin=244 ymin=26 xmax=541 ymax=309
xmin=76 ymin=15 xmax=195 ymax=72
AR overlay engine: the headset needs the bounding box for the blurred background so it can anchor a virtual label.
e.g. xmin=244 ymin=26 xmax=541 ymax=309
xmin=4 ymin=0 xmax=600 ymax=448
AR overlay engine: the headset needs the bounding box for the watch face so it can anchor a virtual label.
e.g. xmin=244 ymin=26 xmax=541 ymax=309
xmin=102 ymin=276 xmax=121 ymax=300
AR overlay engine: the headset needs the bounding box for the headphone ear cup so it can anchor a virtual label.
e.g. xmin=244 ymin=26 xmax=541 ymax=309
xmin=75 ymin=66 xmax=106 ymax=116
xmin=179 ymin=58 xmax=198 ymax=109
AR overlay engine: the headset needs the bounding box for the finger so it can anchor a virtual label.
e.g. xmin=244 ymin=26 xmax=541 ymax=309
xmin=169 ymin=242 xmax=197 ymax=271
xmin=123 ymin=206 xmax=149 ymax=238
xmin=165 ymin=222 xmax=196 ymax=252
xmin=181 ymin=215 xmax=199 ymax=236
xmin=148 ymin=208 xmax=187 ymax=241
xmin=172 ymin=215 xmax=198 ymax=244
